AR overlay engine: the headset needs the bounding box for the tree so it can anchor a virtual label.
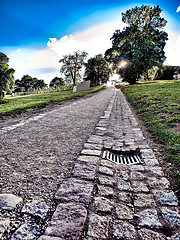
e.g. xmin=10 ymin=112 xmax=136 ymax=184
xmin=59 ymin=51 xmax=88 ymax=86
xmin=84 ymin=54 xmax=111 ymax=86
xmin=0 ymin=52 xmax=15 ymax=99
xmin=49 ymin=77 xmax=65 ymax=88
xmin=105 ymin=5 xmax=168 ymax=84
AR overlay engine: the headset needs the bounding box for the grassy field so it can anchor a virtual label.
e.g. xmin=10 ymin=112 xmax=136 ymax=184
xmin=120 ymin=80 xmax=180 ymax=195
xmin=0 ymin=86 xmax=105 ymax=116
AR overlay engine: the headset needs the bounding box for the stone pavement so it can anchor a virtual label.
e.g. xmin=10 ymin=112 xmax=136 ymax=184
xmin=38 ymin=88 xmax=180 ymax=240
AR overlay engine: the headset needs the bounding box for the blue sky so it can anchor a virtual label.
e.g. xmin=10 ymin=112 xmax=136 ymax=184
xmin=1 ymin=0 xmax=180 ymax=83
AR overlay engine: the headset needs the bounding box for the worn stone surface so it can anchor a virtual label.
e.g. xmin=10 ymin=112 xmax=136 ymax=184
xmin=117 ymin=191 xmax=133 ymax=203
xmin=117 ymin=179 xmax=132 ymax=191
xmin=55 ymin=178 xmax=93 ymax=204
xmin=22 ymin=199 xmax=49 ymax=219
xmin=0 ymin=218 xmax=10 ymax=239
xmin=81 ymin=149 xmax=101 ymax=156
xmin=161 ymin=207 xmax=180 ymax=227
xmin=147 ymin=177 xmax=170 ymax=189
xmin=84 ymin=143 xmax=103 ymax=150
xmin=143 ymin=158 xmax=159 ymax=166
xmin=87 ymin=213 xmax=111 ymax=239
xmin=138 ymin=228 xmax=166 ymax=240
xmin=100 ymin=159 xmax=115 ymax=168
xmin=87 ymin=135 xmax=103 ymax=144
xmin=11 ymin=223 xmax=39 ymax=240
xmin=77 ymin=155 xmax=99 ymax=165
xmin=134 ymin=193 xmax=156 ymax=207
xmin=98 ymin=185 xmax=114 ymax=197
xmin=145 ymin=166 xmax=164 ymax=176
xmin=152 ymin=190 xmax=178 ymax=206
xmin=139 ymin=209 xmax=162 ymax=228
xmin=130 ymin=171 xmax=146 ymax=180
xmin=98 ymin=175 xmax=116 ymax=186
xmin=38 ymin=236 xmax=63 ymax=240
xmin=72 ymin=161 xmax=97 ymax=180
xmin=132 ymin=181 xmax=149 ymax=192
xmin=45 ymin=202 xmax=87 ymax=239
xmin=0 ymin=194 xmax=23 ymax=210
xmin=98 ymin=166 xmax=114 ymax=176
xmin=115 ymin=204 xmax=134 ymax=220
xmin=112 ymin=220 xmax=137 ymax=240
xmin=93 ymin=196 xmax=113 ymax=213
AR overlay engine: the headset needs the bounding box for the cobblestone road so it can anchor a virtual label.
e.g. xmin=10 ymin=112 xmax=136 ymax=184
xmin=0 ymin=88 xmax=179 ymax=239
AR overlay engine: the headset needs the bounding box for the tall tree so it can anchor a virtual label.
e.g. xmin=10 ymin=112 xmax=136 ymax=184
xmin=85 ymin=54 xmax=111 ymax=86
xmin=59 ymin=51 xmax=88 ymax=85
xmin=105 ymin=5 xmax=168 ymax=84
xmin=0 ymin=52 xmax=15 ymax=99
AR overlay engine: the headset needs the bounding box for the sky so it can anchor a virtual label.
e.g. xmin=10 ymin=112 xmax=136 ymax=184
xmin=0 ymin=0 xmax=180 ymax=84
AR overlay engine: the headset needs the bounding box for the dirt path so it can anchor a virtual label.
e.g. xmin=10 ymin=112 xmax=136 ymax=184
xmin=0 ymin=88 xmax=114 ymax=204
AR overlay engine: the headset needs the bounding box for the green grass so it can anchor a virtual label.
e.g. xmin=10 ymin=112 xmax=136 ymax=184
xmin=121 ymin=80 xmax=180 ymax=196
xmin=0 ymin=86 xmax=105 ymax=116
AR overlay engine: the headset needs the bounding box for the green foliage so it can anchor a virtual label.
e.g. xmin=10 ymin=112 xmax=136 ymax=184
xmin=49 ymin=77 xmax=65 ymax=89
xmin=156 ymin=66 xmax=180 ymax=80
xmin=84 ymin=54 xmax=111 ymax=86
xmin=59 ymin=51 xmax=88 ymax=86
xmin=13 ymin=75 xmax=47 ymax=93
xmin=121 ymin=80 xmax=180 ymax=195
xmin=105 ymin=5 xmax=168 ymax=84
xmin=0 ymin=52 xmax=15 ymax=99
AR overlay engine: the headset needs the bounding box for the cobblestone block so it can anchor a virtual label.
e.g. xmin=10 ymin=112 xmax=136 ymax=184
xmin=116 ymin=169 xmax=129 ymax=180
xmin=129 ymin=165 xmax=145 ymax=172
xmin=112 ymin=220 xmax=137 ymax=240
xmin=38 ymin=236 xmax=63 ymax=240
xmin=161 ymin=207 xmax=180 ymax=227
xmin=144 ymin=158 xmax=159 ymax=166
xmin=145 ymin=166 xmax=164 ymax=176
xmin=55 ymin=178 xmax=93 ymax=204
xmin=130 ymin=171 xmax=146 ymax=180
xmin=84 ymin=143 xmax=103 ymax=150
xmin=0 ymin=218 xmax=10 ymax=239
xmin=11 ymin=223 xmax=39 ymax=240
xmin=22 ymin=199 xmax=49 ymax=219
xmin=115 ymin=204 xmax=134 ymax=220
xmin=118 ymin=179 xmax=132 ymax=191
xmin=147 ymin=177 xmax=170 ymax=189
xmin=152 ymin=190 xmax=178 ymax=206
xmin=138 ymin=228 xmax=166 ymax=240
xmin=138 ymin=209 xmax=162 ymax=229
xmin=72 ymin=161 xmax=97 ymax=181
xmin=77 ymin=155 xmax=99 ymax=165
xmin=0 ymin=194 xmax=23 ymax=210
xmin=132 ymin=181 xmax=149 ymax=192
xmin=98 ymin=175 xmax=116 ymax=186
xmin=118 ymin=191 xmax=133 ymax=203
xmin=45 ymin=203 xmax=87 ymax=239
xmin=93 ymin=196 xmax=113 ymax=213
xmin=134 ymin=193 xmax=156 ymax=207
xmin=87 ymin=135 xmax=103 ymax=144
xmin=98 ymin=166 xmax=114 ymax=176
xmin=87 ymin=213 xmax=111 ymax=239
xmin=100 ymin=159 xmax=115 ymax=168
xmin=81 ymin=149 xmax=101 ymax=157
xmin=98 ymin=185 xmax=114 ymax=197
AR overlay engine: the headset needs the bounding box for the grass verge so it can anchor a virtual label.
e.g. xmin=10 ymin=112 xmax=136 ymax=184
xmin=0 ymin=86 xmax=105 ymax=117
xmin=120 ymin=80 xmax=180 ymax=197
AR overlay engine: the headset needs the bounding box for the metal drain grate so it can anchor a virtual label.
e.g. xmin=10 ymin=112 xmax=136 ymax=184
xmin=102 ymin=150 xmax=143 ymax=165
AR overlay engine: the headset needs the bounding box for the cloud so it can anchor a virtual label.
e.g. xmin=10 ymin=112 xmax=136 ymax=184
xmin=8 ymin=20 xmax=180 ymax=84
xmin=176 ymin=5 xmax=180 ymax=12
xmin=164 ymin=32 xmax=180 ymax=66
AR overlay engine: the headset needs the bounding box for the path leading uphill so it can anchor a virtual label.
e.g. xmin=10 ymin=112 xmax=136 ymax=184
xmin=0 ymin=88 xmax=179 ymax=239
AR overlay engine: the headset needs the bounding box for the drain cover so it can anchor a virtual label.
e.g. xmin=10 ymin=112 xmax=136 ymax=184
xmin=102 ymin=149 xmax=143 ymax=165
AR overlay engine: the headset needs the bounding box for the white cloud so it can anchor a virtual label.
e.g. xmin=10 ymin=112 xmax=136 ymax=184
xmin=164 ymin=32 xmax=180 ymax=66
xmin=176 ymin=6 xmax=180 ymax=12
xmin=8 ymin=20 xmax=180 ymax=84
